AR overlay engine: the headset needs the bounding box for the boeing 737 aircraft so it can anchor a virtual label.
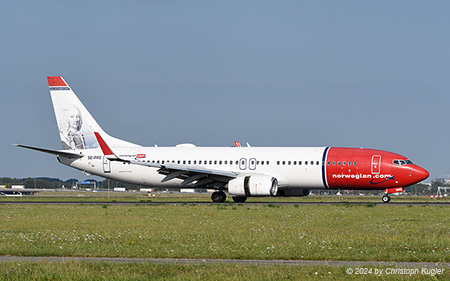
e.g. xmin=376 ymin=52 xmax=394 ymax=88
xmin=16 ymin=76 xmax=429 ymax=203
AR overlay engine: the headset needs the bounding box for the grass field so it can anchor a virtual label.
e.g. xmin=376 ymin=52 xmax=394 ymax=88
xmin=1 ymin=203 xmax=449 ymax=262
xmin=1 ymin=198 xmax=449 ymax=280
xmin=1 ymin=261 xmax=447 ymax=280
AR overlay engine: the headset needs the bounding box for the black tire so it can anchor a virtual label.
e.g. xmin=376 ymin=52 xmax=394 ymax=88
xmin=211 ymin=191 xmax=226 ymax=203
xmin=232 ymin=196 xmax=247 ymax=203
xmin=382 ymin=195 xmax=391 ymax=203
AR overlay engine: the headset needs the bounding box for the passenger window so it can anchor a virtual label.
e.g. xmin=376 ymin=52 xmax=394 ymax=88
xmin=327 ymin=161 xmax=330 ymax=165
xmin=266 ymin=161 xmax=270 ymax=165
xmin=332 ymin=161 xmax=336 ymax=165
xmin=354 ymin=161 xmax=357 ymax=166
xmin=337 ymin=161 xmax=341 ymax=165
xmin=311 ymin=161 xmax=314 ymax=165
xmin=288 ymin=161 xmax=291 ymax=165
xmin=305 ymin=161 xmax=308 ymax=165
xmin=219 ymin=161 xmax=222 ymax=165
xmin=214 ymin=160 xmax=217 ymax=165
xmin=343 ymin=161 xmax=346 ymax=166
xmin=277 ymin=161 xmax=280 ymax=165
xmin=294 ymin=161 xmax=297 ymax=165
xmin=183 ymin=160 xmax=186 ymax=164
xmin=299 ymin=161 xmax=302 ymax=165
xmin=282 ymin=161 xmax=285 ymax=165
xmin=209 ymin=161 xmax=212 ymax=165
xmin=316 ymin=161 xmax=319 ymax=165
xmin=188 ymin=160 xmax=191 ymax=164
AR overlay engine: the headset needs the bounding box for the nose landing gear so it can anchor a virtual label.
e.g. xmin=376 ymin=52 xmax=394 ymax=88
xmin=382 ymin=195 xmax=391 ymax=203
xmin=382 ymin=187 xmax=403 ymax=203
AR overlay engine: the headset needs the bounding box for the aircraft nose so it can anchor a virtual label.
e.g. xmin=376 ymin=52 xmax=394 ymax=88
xmin=413 ymin=165 xmax=429 ymax=182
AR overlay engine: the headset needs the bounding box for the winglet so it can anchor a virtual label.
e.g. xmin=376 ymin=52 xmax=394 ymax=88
xmin=94 ymin=132 xmax=115 ymax=157
xmin=234 ymin=141 xmax=241 ymax=147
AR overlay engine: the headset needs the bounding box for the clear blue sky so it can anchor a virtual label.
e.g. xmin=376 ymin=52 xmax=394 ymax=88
xmin=1 ymin=1 xmax=449 ymax=182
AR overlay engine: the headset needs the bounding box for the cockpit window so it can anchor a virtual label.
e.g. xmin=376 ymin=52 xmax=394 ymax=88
xmin=393 ymin=159 xmax=414 ymax=166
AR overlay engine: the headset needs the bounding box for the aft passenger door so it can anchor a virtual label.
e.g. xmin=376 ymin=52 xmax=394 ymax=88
xmin=103 ymin=156 xmax=111 ymax=173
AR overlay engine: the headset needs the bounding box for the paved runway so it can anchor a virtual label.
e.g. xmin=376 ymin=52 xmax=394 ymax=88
xmin=0 ymin=200 xmax=450 ymax=206
xmin=0 ymin=256 xmax=449 ymax=268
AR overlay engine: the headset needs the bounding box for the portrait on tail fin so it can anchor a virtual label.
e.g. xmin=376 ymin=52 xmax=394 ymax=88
xmin=59 ymin=105 xmax=86 ymax=149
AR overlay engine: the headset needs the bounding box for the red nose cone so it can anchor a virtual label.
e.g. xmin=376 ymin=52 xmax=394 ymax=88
xmin=414 ymin=166 xmax=429 ymax=182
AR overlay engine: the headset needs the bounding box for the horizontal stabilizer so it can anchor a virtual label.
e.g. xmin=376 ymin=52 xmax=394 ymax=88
xmin=14 ymin=144 xmax=84 ymax=158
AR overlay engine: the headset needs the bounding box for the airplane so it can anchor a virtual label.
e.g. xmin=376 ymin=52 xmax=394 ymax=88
xmin=16 ymin=76 xmax=429 ymax=203
xmin=0 ymin=187 xmax=44 ymax=197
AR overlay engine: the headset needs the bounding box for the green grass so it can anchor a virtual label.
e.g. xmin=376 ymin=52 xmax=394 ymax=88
xmin=0 ymin=262 xmax=448 ymax=281
xmin=1 ymin=204 xmax=450 ymax=262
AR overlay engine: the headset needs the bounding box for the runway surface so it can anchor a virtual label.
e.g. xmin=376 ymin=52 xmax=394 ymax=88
xmin=0 ymin=201 xmax=450 ymax=206
xmin=0 ymin=256 xmax=449 ymax=268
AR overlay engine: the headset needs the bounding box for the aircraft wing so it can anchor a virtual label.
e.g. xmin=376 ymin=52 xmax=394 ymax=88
xmin=94 ymin=132 xmax=236 ymax=188
xmin=130 ymin=160 xmax=237 ymax=187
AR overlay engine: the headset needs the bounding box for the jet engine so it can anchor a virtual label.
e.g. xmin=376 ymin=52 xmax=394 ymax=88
xmin=228 ymin=175 xmax=278 ymax=197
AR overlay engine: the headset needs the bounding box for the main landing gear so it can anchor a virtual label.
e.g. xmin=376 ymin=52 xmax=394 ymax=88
xmin=382 ymin=195 xmax=391 ymax=203
xmin=232 ymin=196 xmax=247 ymax=203
xmin=211 ymin=191 xmax=226 ymax=203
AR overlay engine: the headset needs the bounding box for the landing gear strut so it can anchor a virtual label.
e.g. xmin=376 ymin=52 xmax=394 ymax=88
xmin=382 ymin=187 xmax=403 ymax=203
xmin=211 ymin=191 xmax=226 ymax=203
xmin=382 ymin=195 xmax=391 ymax=203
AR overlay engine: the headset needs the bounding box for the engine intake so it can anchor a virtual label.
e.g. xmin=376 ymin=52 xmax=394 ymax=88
xmin=228 ymin=175 xmax=278 ymax=197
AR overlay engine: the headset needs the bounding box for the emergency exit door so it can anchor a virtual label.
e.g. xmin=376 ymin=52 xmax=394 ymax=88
xmin=371 ymin=155 xmax=381 ymax=174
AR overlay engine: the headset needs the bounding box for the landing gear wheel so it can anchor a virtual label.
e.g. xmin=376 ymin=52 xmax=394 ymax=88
xmin=382 ymin=195 xmax=391 ymax=203
xmin=232 ymin=196 xmax=247 ymax=203
xmin=211 ymin=191 xmax=226 ymax=203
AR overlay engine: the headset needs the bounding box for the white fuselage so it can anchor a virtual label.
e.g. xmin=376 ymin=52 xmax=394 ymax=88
xmin=61 ymin=146 xmax=328 ymax=189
